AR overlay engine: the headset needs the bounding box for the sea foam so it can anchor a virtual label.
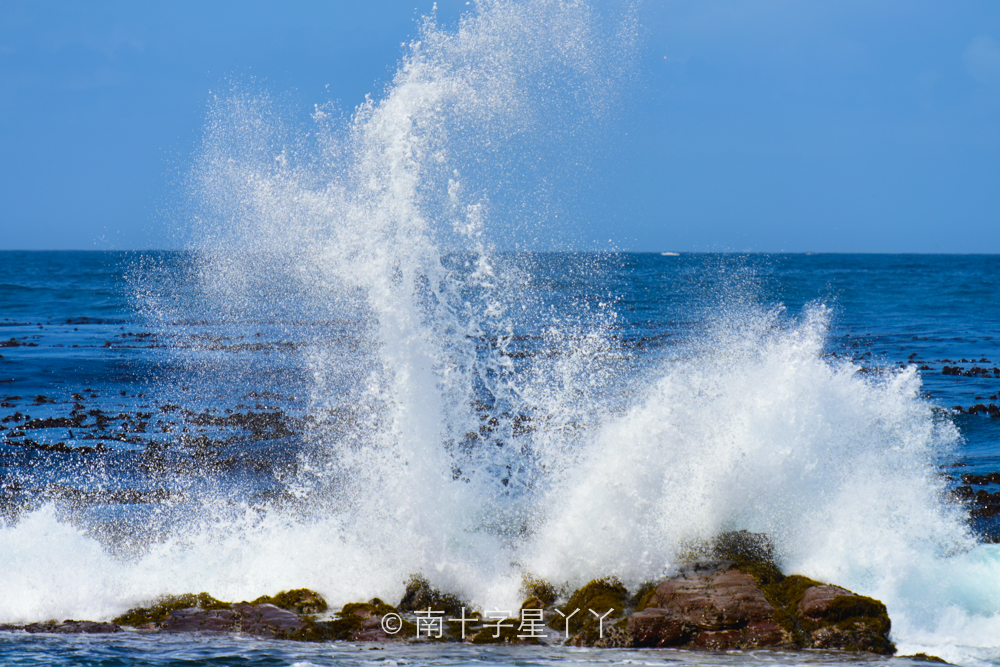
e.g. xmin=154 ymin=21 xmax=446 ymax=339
xmin=2 ymin=2 xmax=999 ymax=665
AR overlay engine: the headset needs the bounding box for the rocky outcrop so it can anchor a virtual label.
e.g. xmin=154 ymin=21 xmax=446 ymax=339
xmin=150 ymin=603 xmax=306 ymax=637
xmin=0 ymin=620 xmax=120 ymax=634
xmin=626 ymin=561 xmax=892 ymax=653
xmin=628 ymin=562 xmax=792 ymax=650
xmin=285 ymin=599 xmax=414 ymax=642
xmin=0 ymin=540 xmax=895 ymax=656
xmin=112 ymin=589 xmax=315 ymax=638
xmin=611 ymin=531 xmax=894 ymax=654
xmin=548 ymin=577 xmax=630 ymax=647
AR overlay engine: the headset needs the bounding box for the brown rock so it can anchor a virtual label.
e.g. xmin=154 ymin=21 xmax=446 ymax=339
xmin=154 ymin=602 xmax=306 ymax=637
xmin=623 ymin=554 xmax=893 ymax=654
xmin=799 ymin=585 xmax=851 ymax=618
xmin=159 ymin=607 xmax=236 ymax=632
xmin=627 ymin=608 xmax=690 ymax=647
xmin=232 ymin=602 xmax=306 ymax=637
xmin=627 ymin=562 xmax=794 ymax=650
xmin=351 ymin=616 xmax=392 ymax=642
xmin=793 ymin=585 xmax=894 ymax=654
xmin=20 ymin=620 xmax=121 ymax=634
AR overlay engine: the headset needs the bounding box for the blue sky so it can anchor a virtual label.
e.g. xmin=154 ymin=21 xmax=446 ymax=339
xmin=1 ymin=0 xmax=998 ymax=252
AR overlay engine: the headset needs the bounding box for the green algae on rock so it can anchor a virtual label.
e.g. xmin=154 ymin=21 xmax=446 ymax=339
xmin=549 ymin=577 xmax=629 ymax=646
xmin=250 ymin=588 xmax=328 ymax=615
xmin=398 ymin=574 xmax=467 ymax=616
xmin=282 ymin=598 xmax=414 ymax=642
xmin=626 ymin=531 xmax=895 ymax=654
xmin=520 ymin=575 xmax=557 ymax=608
xmin=112 ymin=592 xmax=231 ymax=627
xmin=94 ymin=545 xmax=893 ymax=654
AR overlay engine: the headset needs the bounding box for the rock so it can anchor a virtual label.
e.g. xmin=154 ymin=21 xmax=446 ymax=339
xmin=6 ymin=571 xmax=890 ymax=653
xmin=546 ymin=531 xmax=892 ymax=654
xmin=549 ymin=577 xmax=629 ymax=646
xmin=799 ymin=584 xmax=852 ymax=617
xmin=953 ymin=476 xmax=1000 ymax=518
xmin=350 ymin=612 xmax=394 ymax=642
xmin=625 ymin=549 xmax=893 ymax=654
xmin=521 ymin=575 xmax=557 ymax=607
xmin=113 ymin=592 xmax=231 ymax=627
xmin=960 ymin=472 xmax=1000 ymax=485
xmin=285 ymin=599 xmax=416 ymax=642
xmin=150 ymin=602 xmax=307 ymax=637
xmin=249 ymin=588 xmax=328 ymax=615
xmin=113 ymin=589 xmax=325 ymax=638
xmin=398 ymin=575 xmax=465 ymax=616
xmin=233 ymin=602 xmax=305 ymax=637
xmin=712 ymin=529 xmax=775 ymax=563
xmin=627 ymin=561 xmax=792 ymax=650
xmin=903 ymin=653 xmax=951 ymax=664
xmin=159 ymin=608 xmax=236 ymax=632
xmin=19 ymin=620 xmax=121 ymax=634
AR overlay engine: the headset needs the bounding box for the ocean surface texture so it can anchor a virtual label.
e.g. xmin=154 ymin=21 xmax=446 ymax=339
xmin=3 ymin=2 xmax=1000 ymax=664
xmin=1 ymin=251 xmax=999 ymax=666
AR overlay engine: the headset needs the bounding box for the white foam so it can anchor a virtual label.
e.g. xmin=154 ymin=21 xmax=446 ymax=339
xmin=2 ymin=2 xmax=999 ymax=664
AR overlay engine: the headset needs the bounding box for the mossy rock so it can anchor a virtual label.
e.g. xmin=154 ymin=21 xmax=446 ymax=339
xmin=629 ymin=582 xmax=657 ymax=612
xmin=251 ymin=588 xmax=328 ymax=615
xmin=549 ymin=577 xmax=628 ymax=645
xmin=733 ymin=564 xmax=894 ymax=655
xmin=283 ymin=616 xmax=388 ymax=642
xmin=447 ymin=611 xmax=482 ymax=641
xmin=711 ymin=531 xmax=788 ymax=626
xmin=112 ymin=592 xmax=231 ymax=626
xmin=713 ymin=530 xmax=775 ymax=564
xmin=801 ymin=594 xmax=893 ymax=655
xmin=282 ymin=598 xmax=414 ymax=642
xmin=341 ymin=598 xmax=397 ymax=617
xmin=282 ymin=618 xmax=353 ymax=642
xmin=520 ymin=575 xmax=557 ymax=607
xmin=750 ymin=573 xmax=822 ymax=644
xmin=824 ymin=594 xmax=889 ymax=625
xmin=763 ymin=574 xmax=823 ymax=607
xmin=398 ymin=575 xmax=466 ymax=616
xmin=709 ymin=529 xmax=895 ymax=655
xmin=594 ymin=621 xmax=634 ymax=648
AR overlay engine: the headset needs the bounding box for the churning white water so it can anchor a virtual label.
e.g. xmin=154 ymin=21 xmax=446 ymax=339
xmin=2 ymin=2 xmax=1000 ymax=665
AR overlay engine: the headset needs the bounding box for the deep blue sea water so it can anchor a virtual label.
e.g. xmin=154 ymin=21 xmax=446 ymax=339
xmin=1 ymin=251 xmax=999 ymax=666
xmin=9 ymin=0 xmax=1000 ymax=662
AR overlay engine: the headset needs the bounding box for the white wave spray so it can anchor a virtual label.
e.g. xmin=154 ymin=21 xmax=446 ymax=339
xmin=2 ymin=2 xmax=1000 ymax=664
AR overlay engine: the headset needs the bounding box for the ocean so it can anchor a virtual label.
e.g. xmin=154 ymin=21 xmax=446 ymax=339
xmin=3 ymin=0 xmax=1000 ymax=664
xmin=1 ymin=250 xmax=999 ymax=666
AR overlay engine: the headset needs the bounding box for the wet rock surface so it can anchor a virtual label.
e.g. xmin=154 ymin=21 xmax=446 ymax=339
xmin=157 ymin=607 xmax=237 ymax=633
xmin=628 ymin=562 xmax=791 ymax=650
xmin=1 ymin=535 xmax=894 ymax=655
xmin=0 ymin=620 xmax=121 ymax=634
xmin=625 ymin=562 xmax=892 ymax=653
xmin=950 ymin=470 xmax=1000 ymax=542
xmin=607 ymin=532 xmax=893 ymax=654
xmin=150 ymin=603 xmax=306 ymax=637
